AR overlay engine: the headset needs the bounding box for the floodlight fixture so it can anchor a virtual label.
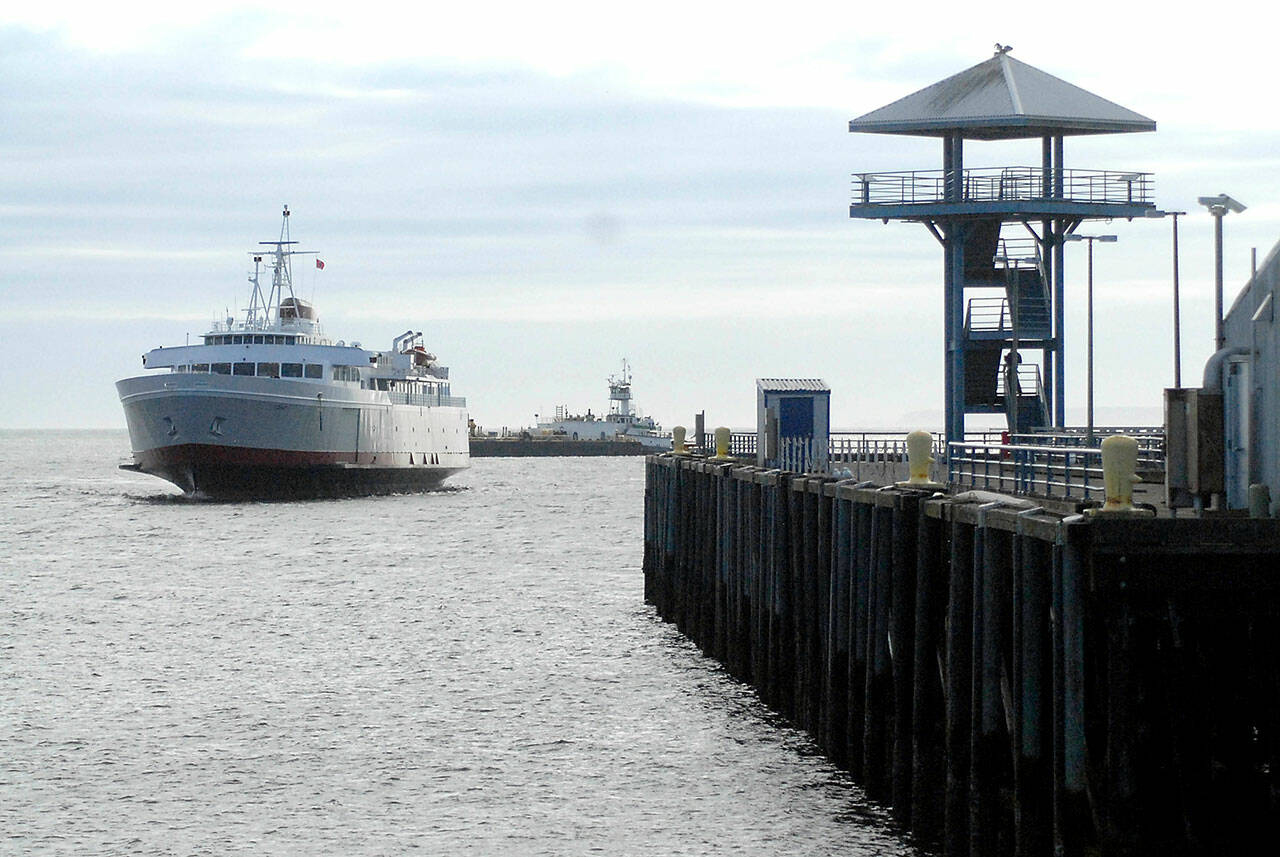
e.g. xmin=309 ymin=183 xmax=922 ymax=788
xmin=1198 ymin=194 xmax=1246 ymax=214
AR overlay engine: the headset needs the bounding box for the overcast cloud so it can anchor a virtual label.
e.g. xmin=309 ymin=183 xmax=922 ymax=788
xmin=3 ymin=5 xmax=1279 ymax=431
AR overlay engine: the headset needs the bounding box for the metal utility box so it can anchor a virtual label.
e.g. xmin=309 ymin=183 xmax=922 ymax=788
xmin=1165 ymin=387 xmax=1224 ymax=507
xmin=756 ymin=379 xmax=830 ymax=472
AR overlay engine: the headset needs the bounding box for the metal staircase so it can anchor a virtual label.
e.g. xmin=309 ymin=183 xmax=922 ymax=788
xmin=961 ymin=220 xmax=1052 ymax=432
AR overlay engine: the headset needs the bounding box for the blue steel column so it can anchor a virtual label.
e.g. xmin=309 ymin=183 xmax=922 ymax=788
xmin=942 ymin=136 xmax=954 ymax=446
xmin=1052 ymin=135 xmax=1066 ymax=427
xmin=1041 ymin=137 xmax=1055 ymax=427
xmin=948 ymin=226 xmax=968 ymax=445
xmin=945 ymin=132 xmax=967 ymax=445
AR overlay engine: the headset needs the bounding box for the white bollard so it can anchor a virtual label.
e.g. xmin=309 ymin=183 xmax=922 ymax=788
xmin=672 ymin=425 xmax=689 ymax=455
xmin=1091 ymin=434 xmax=1152 ymax=516
xmin=712 ymin=426 xmax=733 ymax=460
xmin=895 ymin=430 xmax=946 ymax=490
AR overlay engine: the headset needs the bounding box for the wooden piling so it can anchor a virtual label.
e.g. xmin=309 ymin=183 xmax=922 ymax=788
xmin=825 ymin=487 xmax=853 ymax=768
xmin=1013 ymin=527 xmax=1052 ymax=856
xmin=1056 ymin=517 xmax=1089 ymax=857
xmin=862 ymin=500 xmax=894 ymax=801
xmin=944 ymin=512 xmax=974 ymax=856
xmin=848 ymin=495 xmax=873 ymax=780
xmin=910 ymin=500 xmax=946 ymax=844
xmin=889 ymin=492 xmax=919 ymax=824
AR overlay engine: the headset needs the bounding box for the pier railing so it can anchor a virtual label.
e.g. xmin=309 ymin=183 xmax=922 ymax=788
xmin=948 ymin=440 xmax=1105 ymax=500
xmin=699 ymin=431 xmax=758 ymax=457
xmin=851 ymin=167 xmax=1152 ymax=207
xmin=698 ymin=430 xmax=1164 ymax=495
xmin=701 ymin=431 xmax=947 ymax=464
xmin=1013 ymin=427 xmax=1164 ymax=468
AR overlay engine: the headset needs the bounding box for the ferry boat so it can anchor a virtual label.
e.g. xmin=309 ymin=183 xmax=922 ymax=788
xmin=535 ymin=361 xmax=671 ymax=450
xmin=116 ymin=207 xmax=470 ymax=498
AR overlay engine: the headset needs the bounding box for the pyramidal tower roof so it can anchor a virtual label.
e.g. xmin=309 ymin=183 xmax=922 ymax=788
xmin=849 ymin=48 xmax=1155 ymax=140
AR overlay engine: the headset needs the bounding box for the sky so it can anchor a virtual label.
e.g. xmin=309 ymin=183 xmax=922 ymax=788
xmin=3 ymin=1 xmax=1279 ymax=433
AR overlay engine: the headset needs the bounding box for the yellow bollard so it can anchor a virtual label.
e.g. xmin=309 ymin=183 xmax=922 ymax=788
xmin=712 ymin=426 xmax=733 ymax=460
xmin=896 ymin=430 xmax=946 ymax=490
xmin=1089 ymin=434 xmax=1153 ymax=516
xmin=672 ymin=425 xmax=689 ymax=455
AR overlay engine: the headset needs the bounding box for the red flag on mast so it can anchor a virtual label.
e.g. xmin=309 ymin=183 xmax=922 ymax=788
xmin=315 ymin=259 xmax=325 ymax=270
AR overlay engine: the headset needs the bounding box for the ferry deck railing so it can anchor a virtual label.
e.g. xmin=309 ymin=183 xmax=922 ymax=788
xmin=386 ymin=391 xmax=467 ymax=408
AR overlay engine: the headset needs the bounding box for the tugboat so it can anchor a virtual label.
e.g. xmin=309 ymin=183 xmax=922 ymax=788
xmin=116 ymin=206 xmax=470 ymax=498
xmin=535 ymin=360 xmax=671 ymax=450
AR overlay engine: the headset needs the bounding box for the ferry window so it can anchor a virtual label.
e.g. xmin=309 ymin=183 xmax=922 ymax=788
xmin=269 ymin=336 xmax=280 ymax=345
xmin=305 ymin=364 xmax=322 ymax=379
xmin=258 ymin=362 xmax=280 ymax=378
xmin=251 ymin=335 xmax=262 ymax=344
xmin=284 ymin=336 xmax=295 ymax=345
xmin=233 ymin=362 xmax=255 ymax=376
xmin=211 ymin=363 xmax=232 ymax=375
xmin=281 ymin=363 xmax=303 ymax=378
xmin=193 ymin=363 xmax=209 ymax=373
xmin=231 ymin=335 xmax=243 ymax=345
xmin=331 ymin=365 xmax=360 ymax=382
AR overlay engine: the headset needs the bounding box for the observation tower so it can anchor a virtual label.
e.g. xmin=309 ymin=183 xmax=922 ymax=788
xmin=848 ymin=47 xmax=1156 ymax=444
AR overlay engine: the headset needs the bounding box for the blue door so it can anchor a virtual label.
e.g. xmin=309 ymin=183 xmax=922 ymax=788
xmin=778 ymin=396 xmax=814 ymax=439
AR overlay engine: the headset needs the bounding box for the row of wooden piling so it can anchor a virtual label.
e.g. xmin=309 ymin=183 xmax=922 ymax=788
xmin=643 ymin=454 xmax=1280 ymax=856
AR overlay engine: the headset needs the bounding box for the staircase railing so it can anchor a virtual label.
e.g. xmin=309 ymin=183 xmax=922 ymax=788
xmin=996 ymin=363 xmax=1046 ymax=401
xmin=965 ymin=297 xmax=1012 ymax=333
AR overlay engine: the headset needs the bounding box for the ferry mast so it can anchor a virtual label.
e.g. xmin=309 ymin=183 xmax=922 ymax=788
xmin=244 ymin=204 xmax=316 ymax=329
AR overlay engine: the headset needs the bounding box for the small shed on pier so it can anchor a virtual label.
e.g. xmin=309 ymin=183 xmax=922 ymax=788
xmin=756 ymin=378 xmax=830 ymax=472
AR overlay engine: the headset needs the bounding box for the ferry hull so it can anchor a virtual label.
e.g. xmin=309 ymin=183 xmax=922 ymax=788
xmin=125 ymin=444 xmax=463 ymax=499
xmin=117 ymin=374 xmax=469 ymax=499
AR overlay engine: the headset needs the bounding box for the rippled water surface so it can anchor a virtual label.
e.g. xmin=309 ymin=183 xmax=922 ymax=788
xmin=1 ymin=430 xmax=920 ymax=856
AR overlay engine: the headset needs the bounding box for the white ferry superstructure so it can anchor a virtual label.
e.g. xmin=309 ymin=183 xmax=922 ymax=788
xmin=116 ymin=207 xmax=470 ymax=498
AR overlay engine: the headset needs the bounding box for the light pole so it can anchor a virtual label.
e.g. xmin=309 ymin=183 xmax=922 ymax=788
xmin=1197 ymin=194 xmax=1247 ymax=350
xmin=1144 ymin=209 xmax=1189 ymax=387
xmin=1064 ymin=233 xmax=1117 ymax=446
xmin=1169 ymin=211 xmax=1184 ymax=387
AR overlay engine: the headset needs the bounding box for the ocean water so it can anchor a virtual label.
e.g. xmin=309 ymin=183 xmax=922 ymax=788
xmin=1 ymin=430 xmax=920 ymax=856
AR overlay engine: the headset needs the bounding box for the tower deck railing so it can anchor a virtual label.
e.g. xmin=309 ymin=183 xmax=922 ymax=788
xmin=851 ymin=167 xmax=1152 ymax=206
